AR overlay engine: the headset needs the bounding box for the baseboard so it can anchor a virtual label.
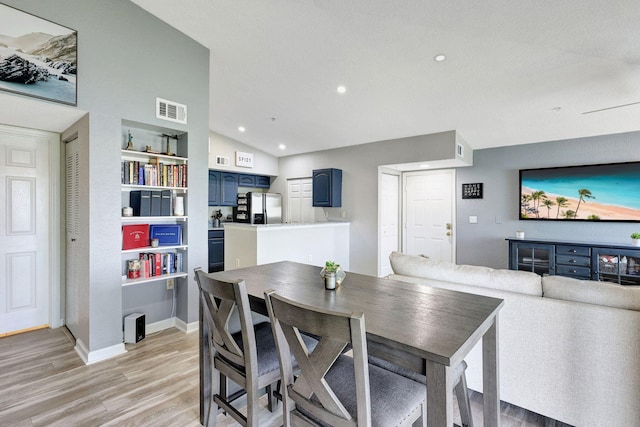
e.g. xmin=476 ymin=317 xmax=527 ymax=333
xmin=75 ymin=338 xmax=126 ymax=365
xmin=174 ymin=317 xmax=199 ymax=334
xmin=146 ymin=317 xmax=198 ymax=335
xmin=146 ymin=317 xmax=176 ymax=334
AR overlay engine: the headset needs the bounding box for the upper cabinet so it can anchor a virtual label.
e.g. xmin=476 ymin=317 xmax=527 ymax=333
xmin=312 ymin=168 xmax=342 ymax=207
xmin=209 ymin=171 xmax=271 ymax=206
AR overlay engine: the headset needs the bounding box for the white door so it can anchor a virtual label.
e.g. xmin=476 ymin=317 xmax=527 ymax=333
xmin=0 ymin=127 xmax=51 ymax=335
xmin=403 ymin=170 xmax=455 ymax=262
xmin=65 ymin=138 xmax=81 ymax=338
xmin=379 ymin=172 xmax=399 ymax=276
xmin=287 ymin=178 xmax=313 ymax=223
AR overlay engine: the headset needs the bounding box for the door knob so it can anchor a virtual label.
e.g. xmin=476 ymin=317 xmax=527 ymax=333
xmin=446 ymin=231 xmax=452 ymax=236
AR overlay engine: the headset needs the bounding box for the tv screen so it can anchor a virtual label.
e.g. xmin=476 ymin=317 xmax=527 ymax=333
xmin=519 ymin=161 xmax=640 ymax=222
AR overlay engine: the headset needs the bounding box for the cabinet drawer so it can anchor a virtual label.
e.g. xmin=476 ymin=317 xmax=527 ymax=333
xmin=556 ymin=265 xmax=591 ymax=278
xmin=208 ymin=229 xmax=224 ymax=239
xmin=556 ymin=254 xmax=591 ymax=267
xmin=556 ymin=245 xmax=590 ymax=256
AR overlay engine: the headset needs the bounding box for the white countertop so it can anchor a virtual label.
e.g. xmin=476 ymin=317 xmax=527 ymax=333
xmin=223 ymin=221 xmax=349 ymax=230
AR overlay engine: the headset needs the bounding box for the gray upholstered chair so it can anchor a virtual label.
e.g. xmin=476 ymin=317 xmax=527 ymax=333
xmin=194 ymin=268 xmax=283 ymax=426
xmin=265 ymin=289 xmax=427 ymax=427
xmin=368 ymin=355 xmax=474 ymax=427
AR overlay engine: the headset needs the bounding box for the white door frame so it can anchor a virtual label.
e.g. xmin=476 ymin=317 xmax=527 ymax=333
xmin=0 ymin=124 xmax=62 ymax=332
xmin=377 ymin=167 xmax=401 ymax=277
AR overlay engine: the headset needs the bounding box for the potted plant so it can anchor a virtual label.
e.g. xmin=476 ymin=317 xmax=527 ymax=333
xmin=631 ymin=233 xmax=640 ymax=246
xmin=320 ymin=261 xmax=346 ymax=290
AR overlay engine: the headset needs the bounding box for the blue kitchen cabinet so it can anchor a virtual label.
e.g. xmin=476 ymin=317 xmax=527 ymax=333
xmin=220 ymin=172 xmax=238 ymax=206
xmin=312 ymin=168 xmax=342 ymax=207
xmin=254 ymin=175 xmax=271 ymax=188
xmin=208 ymin=170 xmax=220 ymax=206
xmin=238 ymin=174 xmax=255 ymax=187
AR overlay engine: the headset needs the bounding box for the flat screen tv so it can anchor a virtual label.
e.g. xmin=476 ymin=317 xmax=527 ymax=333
xmin=519 ymin=161 xmax=640 ymax=222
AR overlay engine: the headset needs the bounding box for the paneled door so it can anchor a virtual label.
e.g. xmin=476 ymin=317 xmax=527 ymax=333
xmin=0 ymin=127 xmax=51 ymax=335
xmin=403 ymin=169 xmax=455 ymax=262
xmin=287 ymin=178 xmax=314 ymax=223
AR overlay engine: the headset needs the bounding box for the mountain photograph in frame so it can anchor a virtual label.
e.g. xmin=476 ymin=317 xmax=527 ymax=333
xmin=0 ymin=3 xmax=77 ymax=105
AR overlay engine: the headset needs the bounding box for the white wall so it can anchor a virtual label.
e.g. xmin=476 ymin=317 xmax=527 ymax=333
xmin=209 ymin=131 xmax=278 ymax=176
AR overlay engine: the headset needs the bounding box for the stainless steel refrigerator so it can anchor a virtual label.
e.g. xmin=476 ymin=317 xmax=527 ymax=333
xmin=247 ymin=192 xmax=282 ymax=224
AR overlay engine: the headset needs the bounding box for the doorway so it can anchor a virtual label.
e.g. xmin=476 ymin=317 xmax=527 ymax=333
xmin=403 ymin=169 xmax=456 ymax=262
xmin=0 ymin=124 xmax=61 ymax=336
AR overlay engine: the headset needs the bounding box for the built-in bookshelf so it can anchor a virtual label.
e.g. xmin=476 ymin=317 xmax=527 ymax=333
xmin=120 ymin=120 xmax=188 ymax=287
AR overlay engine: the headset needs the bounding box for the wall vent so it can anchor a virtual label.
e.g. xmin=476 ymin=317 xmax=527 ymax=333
xmin=215 ymin=155 xmax=230 ymax=166
xmin=156 ymin=98 xmax=187 ymax=124
xmin=456 ymin=143 xmax=464 ymax=158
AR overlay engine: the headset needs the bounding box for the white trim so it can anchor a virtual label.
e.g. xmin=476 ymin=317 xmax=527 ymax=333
xmin=146 ymin=317 xmax=176 ymax=334
xmin=175 ymin=317 xmax=199 ymax=334
xmin=75 ymin=338 xmax=127 ymax=365
xmin=49 ymin=133 xmax=62 ymax=328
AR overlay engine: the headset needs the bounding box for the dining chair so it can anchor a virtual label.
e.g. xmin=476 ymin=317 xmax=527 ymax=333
xmin=264 ymin=289 xmax=427 ymax=427
xmin=368 ymin=355 xmax=474 ymax=427
xmin=194 ymin=268 xmax=283 ymax=427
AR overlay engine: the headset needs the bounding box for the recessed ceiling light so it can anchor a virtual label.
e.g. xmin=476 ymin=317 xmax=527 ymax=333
xmin=238 ymin=126 xmax=246 ymax=132
xmin=278 ymin=144 xmax=286 ymax=150
xmin=434 ymin=54 xmax=446 ymax=62
xmin=337 ymin=85 xmax=347 ymax=94
xmin=420 ymin=164 xmax=430 ymax=168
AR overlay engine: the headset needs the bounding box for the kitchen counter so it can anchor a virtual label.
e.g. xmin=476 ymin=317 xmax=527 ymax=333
xmin=224 ymin=221 xmax=350 ymax=270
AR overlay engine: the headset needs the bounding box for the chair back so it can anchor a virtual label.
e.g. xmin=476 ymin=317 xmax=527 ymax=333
xmin=194 ymin=268 xmax=258 ymax=376
xmin=265 ymin=289 xmax=371 ymax=426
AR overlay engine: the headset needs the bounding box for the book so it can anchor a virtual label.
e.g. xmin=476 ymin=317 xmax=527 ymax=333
xmin=122 ymin=224 xmax=149 ymax=250
xmin=130 ymin=190 xmax=151 ymax=216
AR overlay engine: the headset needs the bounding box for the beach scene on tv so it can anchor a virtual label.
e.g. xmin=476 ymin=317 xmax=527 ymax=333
xmin=520 ymin=162 xmax=640 ymax=221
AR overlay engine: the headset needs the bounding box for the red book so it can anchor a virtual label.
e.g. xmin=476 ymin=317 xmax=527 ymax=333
xmin=153 ymin=253 xmax=162 ymax=276
xmin=122 ymin=224 xmax=149 ymax=250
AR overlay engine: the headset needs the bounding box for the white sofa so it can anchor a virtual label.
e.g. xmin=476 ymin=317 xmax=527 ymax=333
xmin=388 ymin=251 xmax=640 ymax=427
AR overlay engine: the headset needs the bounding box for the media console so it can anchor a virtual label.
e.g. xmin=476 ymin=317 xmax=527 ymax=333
xmin=507 ymin=238 xmax=640 ymax=285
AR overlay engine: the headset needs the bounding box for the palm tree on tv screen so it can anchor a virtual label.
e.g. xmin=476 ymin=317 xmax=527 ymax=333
xmin=542 ymin=198 xmax=555 ymax=219
xmin=575 ymin=188 xmax=595 ymax=218
xmin=555 ymin=197 xmax=569 ymax=219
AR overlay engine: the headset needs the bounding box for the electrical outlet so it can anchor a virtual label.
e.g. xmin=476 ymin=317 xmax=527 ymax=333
xmin=166 ymin=278 xmax=175 ymax=290
xmin=236 ymin=258 xmax=240 ymax=268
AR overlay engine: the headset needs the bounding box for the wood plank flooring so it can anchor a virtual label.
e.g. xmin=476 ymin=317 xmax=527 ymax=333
xmin=0 ymin=327 xmax=571 ymax=427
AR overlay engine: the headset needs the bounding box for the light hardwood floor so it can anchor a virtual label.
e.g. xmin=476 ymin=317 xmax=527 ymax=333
xmin=0 ymin=327 xmax=571 ymax=427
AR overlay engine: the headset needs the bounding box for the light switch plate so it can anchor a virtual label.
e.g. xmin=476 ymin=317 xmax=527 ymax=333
xmin=469 ymin=216 xmax=478 ymax=224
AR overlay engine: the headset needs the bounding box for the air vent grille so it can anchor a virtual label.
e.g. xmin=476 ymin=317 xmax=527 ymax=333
xmin=156 ymin=98 xmax=187 ymax=124
xmin=456 ymin=143 xmax=464 ymax=158
xmin=216 ymin=156 xmax=230 ymax=166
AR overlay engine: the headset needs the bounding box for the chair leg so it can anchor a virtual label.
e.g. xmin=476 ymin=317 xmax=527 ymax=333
xmin=454 ymin=372 xmax=474 ymax=427
xmin=266 ymin=384 xmax=277 ymax=412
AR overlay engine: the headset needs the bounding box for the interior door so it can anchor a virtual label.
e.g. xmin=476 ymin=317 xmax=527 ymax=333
xmin=287 ymin=178 xmax=313 ymax=223
xmin=379 ymin=172 xmax=399 ymax=276
xmin=0 ymin=127 xmax=51 ymax=335
xmin=403 ymin=169 xmax=455 ymax=262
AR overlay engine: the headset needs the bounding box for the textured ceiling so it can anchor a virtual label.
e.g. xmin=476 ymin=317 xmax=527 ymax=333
xmin=136 ymin=1 xmax=640 ymax=156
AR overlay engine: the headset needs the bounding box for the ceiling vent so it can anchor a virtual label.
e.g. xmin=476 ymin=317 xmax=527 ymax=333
xmin=215 ymin=155 xmax=230 ymax=166
xmin=156 ymin=98 xmax=187 ymax=124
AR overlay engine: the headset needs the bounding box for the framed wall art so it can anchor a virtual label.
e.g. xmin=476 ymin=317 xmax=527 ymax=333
xmin=0 ymin=3 xmax=77 ymax=105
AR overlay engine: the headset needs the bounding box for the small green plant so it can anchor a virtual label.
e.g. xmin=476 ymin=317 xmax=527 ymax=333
xmin=324 ymin=261 xmax=340 ymax=273
xmin=631 ymin=233 xmax=640 ymax=239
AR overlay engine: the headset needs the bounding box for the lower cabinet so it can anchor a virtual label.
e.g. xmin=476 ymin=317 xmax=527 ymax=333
xmin=508 ymin=238 xmax=640 ymax=285
xmin=208 ymin=229 xmax=224 ymax=272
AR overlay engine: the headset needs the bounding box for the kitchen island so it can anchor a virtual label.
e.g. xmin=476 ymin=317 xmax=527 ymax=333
xmin=223 ymin=222 xmax=350 ymax=270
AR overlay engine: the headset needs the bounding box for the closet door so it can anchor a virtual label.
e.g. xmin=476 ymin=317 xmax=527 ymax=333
xmin=65 ymin=138 xmax=80 ymax=338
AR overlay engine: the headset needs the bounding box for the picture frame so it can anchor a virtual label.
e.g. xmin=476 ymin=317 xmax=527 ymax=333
xmin=0 ymin=3 xmax=77 ymax=105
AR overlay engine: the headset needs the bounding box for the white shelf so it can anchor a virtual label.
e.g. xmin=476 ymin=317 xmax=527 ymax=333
xmin=121 ymin=149 xmax=187 ymax=162
xmin=121 ymin=184 xmax=187 ymax=192
xmin=122 ymin=245 xmax=187 ymax=254
xmin=121 ymin=216 xmax=188 ymax=223
xmin=122 ymin=272 xmax=188 ymax=287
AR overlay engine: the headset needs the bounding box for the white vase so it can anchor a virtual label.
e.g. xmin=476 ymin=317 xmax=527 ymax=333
xmin=632 ymin=238 xmax=640 ymax=247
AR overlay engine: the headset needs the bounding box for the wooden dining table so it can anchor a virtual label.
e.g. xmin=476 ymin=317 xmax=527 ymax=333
xmin=201 ymin=261 xmax=504 ymax=427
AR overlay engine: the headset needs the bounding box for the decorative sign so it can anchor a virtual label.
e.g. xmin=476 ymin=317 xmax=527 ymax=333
xmin=235 ymin=151 xmax=254 ymax=168
xmin=462 ymin=183 xmax=483 ymax=199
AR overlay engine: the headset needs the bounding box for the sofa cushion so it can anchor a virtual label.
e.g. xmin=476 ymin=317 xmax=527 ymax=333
xmin=542 ymin=275 xmax=640 ymax=311
xmin=389 ymin=251 xmax=542 ymax=296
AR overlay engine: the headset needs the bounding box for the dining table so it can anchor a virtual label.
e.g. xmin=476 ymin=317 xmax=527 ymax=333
xmin=200 ymin=261 xmax=504 ymax=427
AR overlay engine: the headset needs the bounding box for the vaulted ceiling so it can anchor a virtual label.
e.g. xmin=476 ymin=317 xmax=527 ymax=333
xmin=127 ymin=1 xmax=640 ymax=156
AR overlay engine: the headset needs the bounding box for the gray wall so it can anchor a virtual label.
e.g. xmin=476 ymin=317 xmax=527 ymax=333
xmin=6 ymin=0 xmax=210 ymax=353
xmin=275 ymin=130 xmax=640 ymax=276
xmin=273 ymin=131 xmax=460 ymax=274
xmin=457 ymin=131 xmax=640 ymax=268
